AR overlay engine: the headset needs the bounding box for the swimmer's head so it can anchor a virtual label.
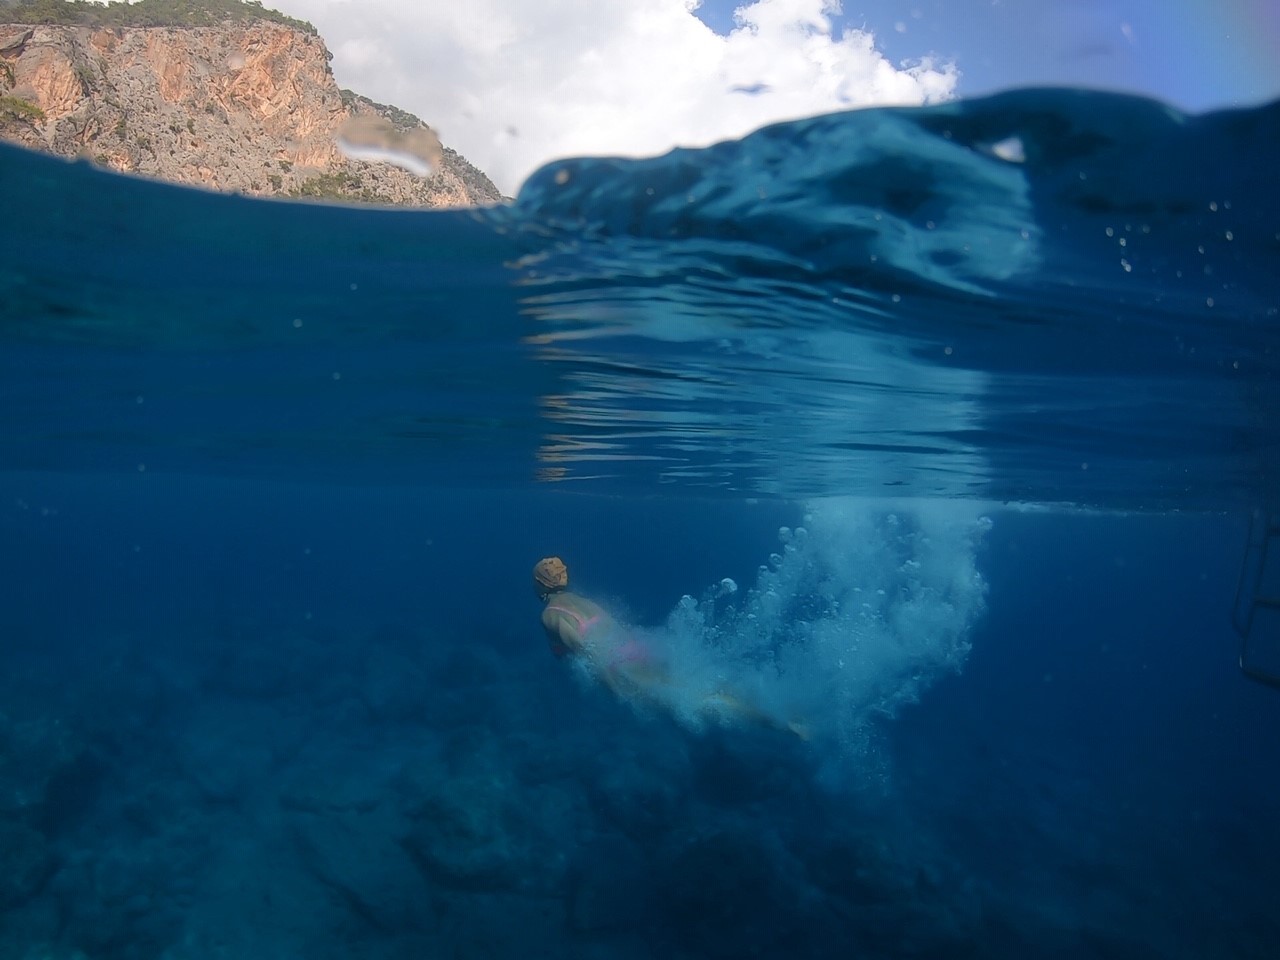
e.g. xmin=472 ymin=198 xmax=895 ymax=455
xmin=533 ymin=556 xmax=569 ymax=597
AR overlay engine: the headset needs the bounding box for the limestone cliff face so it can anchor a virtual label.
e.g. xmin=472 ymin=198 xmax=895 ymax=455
xmin=0 ymin=20 xmax=503 ymax=206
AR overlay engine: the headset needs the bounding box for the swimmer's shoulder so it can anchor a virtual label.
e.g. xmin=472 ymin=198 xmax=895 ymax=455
xmin=550 ymin=591 xmax=601 ymax=614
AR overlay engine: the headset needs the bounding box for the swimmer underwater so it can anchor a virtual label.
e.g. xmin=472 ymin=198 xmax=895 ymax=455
xmin=533 ymin=556 xmax=808 ymax=739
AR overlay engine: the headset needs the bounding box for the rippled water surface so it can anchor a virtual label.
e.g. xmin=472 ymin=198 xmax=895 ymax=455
xmin=5 ymin=89 xmax=1277 ymax=508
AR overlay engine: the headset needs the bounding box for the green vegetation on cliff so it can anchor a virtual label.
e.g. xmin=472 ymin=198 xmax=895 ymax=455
xmin=0 ymin=0 xmax=317 ymax=35
xmin=339 ymin=89 xmax=426 ymax=135
xmin=0 ymin=94 xmax=43 ymax=121
xmin=288 ymin=171 xmax=380 ymax=204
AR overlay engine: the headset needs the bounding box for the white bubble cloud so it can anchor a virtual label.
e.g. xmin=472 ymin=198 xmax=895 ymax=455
xmin=277 ymin=0 xmax=958 ymax=195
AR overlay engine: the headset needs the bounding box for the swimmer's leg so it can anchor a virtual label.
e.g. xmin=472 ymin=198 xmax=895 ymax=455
xmin=700 ymin=690 xmax=810 ymax=740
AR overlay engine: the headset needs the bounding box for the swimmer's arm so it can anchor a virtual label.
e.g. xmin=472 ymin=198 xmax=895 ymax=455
xmin=540 ymin=606 xmax=561 ymax=637
xmin=543 ymin=607 xmax=585 ymax=653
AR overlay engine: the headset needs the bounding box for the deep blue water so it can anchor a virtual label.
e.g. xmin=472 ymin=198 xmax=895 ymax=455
xmin=2 ymin=89 xmax=1279 ymax=959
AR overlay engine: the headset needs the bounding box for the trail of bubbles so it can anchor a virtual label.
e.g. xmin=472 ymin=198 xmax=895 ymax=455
xmin=659 ymin=498 xmax=991 ymax=749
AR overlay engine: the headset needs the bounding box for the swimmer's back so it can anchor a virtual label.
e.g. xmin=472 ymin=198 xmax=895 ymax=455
xmin=542 ymin=591 xmax=609 ymax=654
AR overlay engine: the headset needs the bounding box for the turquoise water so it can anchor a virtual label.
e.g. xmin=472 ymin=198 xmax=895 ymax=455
xmin=1 ymin=89 xmax=1278 ymax=958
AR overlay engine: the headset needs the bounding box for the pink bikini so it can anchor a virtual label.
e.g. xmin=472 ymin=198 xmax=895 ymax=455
xmin=546 ymin=604 xmax=652 ymax=667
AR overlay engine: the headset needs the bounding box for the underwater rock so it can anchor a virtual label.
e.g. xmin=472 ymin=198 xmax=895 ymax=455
xmin=0 ymin=712 xmax=89 ymax=829
xmin=580 ymin=742 xmax=692 ymax=843
xmin=279 ymin=761 xmax=386 ymax=816
xmin=394 ymin=713 xmax=588 ymax=896
xmin=175 ymin=705 xmax=275 ymax=805
xmin=436 ymin=643 xmax=505 ymax=688
xmin=0 ymin=893 xmax=62 ymax=960
xmin=652 ymin=829 xmax=812 ymax=960
xmin=399 ymin=778 xmax=527 ymax=892
xmin=0 ymin=820 xmax=55 ymax=909
xmin=399 ymin=768 xmax=576 ymax=896
xmin=800 ymin=830 xmax=982 ymax=956
xmin=205 ymin=643 xmax=295 ymax=700
xmin=40 ymin=822 xmax=195 ymax=957
xmin=686 ymin=727 xmax=817 ymax=808
xmin=584 ymin=765 xmax=685 ymax=843
xmin=291 ymin=810 xmax=430 ymax=932
xmin=564 ymin=835 xmax=651 ymax=934
xmin=358 ymin=646 xmax=429 ymax=724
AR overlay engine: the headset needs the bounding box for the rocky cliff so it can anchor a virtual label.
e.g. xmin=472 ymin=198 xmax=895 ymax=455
xmin=0 ymin=15 xmax=503 ymax=206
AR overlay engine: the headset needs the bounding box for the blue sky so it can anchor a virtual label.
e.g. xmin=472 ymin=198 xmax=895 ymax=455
xmin=694 ymin=0 xmax=1280 ymax=111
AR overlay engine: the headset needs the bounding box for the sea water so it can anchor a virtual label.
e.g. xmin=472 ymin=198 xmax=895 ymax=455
xmin=1 ymin=89 xmax=1278 ymax=958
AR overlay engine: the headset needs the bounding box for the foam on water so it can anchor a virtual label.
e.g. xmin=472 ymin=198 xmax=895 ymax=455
xmin=596 ymin=498 xmax=990 ymax=752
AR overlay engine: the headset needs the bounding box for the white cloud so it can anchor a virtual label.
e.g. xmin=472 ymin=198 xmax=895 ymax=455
xmin=276 ymin=0 xmax=958 ymax=194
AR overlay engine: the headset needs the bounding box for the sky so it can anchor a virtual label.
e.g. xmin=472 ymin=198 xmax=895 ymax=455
xmin=268 ymin=0 xmax=1280 ymax=195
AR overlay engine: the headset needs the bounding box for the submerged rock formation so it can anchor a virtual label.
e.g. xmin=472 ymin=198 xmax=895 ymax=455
xmin=0 ymin=10 xmax=502 ymax=206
